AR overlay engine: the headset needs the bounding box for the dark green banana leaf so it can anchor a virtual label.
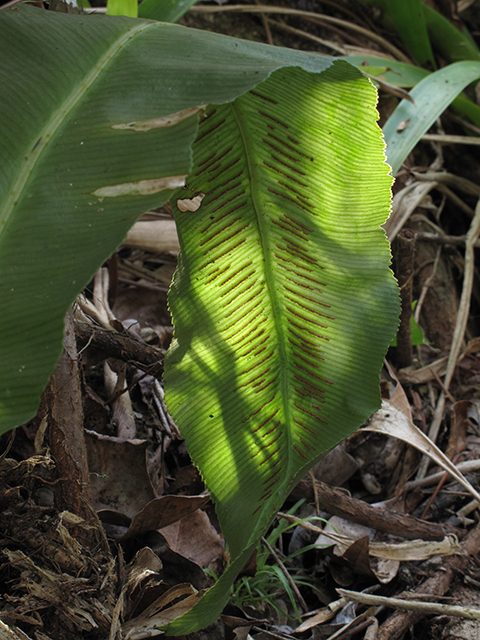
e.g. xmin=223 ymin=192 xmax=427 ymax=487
xmin=0 ymin=4 xmax=399 ymax=634
xmin=0 ymin=4 xmax=331 ymax=430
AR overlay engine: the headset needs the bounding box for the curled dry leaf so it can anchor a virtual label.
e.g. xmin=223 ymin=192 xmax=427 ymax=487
xmin=123 ymin=219 xmax=180 ymax=253
xmin=293 ymin=597 xmax=348 ymax=633
xmin=316 ymin=516 xmax=459 ymax=560
xmin=365 ymin=400 xmax=480 ymax=505
xmin=85 ymin=430 xmax=156 ymax=519
xmin=122 ymin=585 xmax=205 ymax=640
xmin=159 ymin=509 xmax=224 ymax=571
xmin=176 ymin=192 xmax=205 ymax=212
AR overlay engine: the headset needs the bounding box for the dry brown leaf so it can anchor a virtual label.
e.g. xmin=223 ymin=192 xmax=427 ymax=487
xmin=293 ymin=598 xmax=348 ymax=633
xmin=365 ymin=400 xmax=480 ymax=505
xmin=122 ymin=585 xmax=205 ymax=640
xmin=121 ymin=494 xmax=210 ymax=541
xmin=398 ymin=357 xmax=447 ymax=384
xmin=159 ymin=509 xmax=224 ymax=570
xmin=85 ymin=430 xmax=155 ymax=519
xmin=123 ymin=220 xmax=180 ymax=253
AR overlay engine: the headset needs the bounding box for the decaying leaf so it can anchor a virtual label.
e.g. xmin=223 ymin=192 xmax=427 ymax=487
xmin=176 ymin=192 xmax=205 ymax=212
xmin=92 ymin=175 xmax=187 ymax=198
xmin=112 ymin=106 xmax=208 ymax=131
xmin=365 ymin=400 xmax=480 ymax=505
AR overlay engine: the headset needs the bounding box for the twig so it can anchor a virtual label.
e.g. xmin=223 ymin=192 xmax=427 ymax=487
xmin=414 ymin=245 xmax=441 ymax=325
xmin=74 ymin=321 xmax=165 ymax=379
xmin=406 ymin=459 xmax=480 ymax=490
xmin=189 ymin=5 xmax=411 ymax=62
xmin=412 ymin=171 xmax=480 ymax=198
xmin=337 ymin=588 xmax=480 ymax=621
xmin=376 ymin=516 xmax=480 ymax=639
xmin=415 ymin=391 xmax=445 ymax=481
xmin=395 ymin=229 xmax=416 ymax=368
xmin=421 ymin=133 xmax=480 ymax=145
xmin=417 ymin=198 xmax=480 ymax=479
xmin=385 ymin=181 xmax=438 ymax=242
xmin=261 ymin=537 xmax=308 ymax=613
xmin=266 ymin=18 xmax=348 ymax=55
xmin=254 ymin=0 xmax=273 ymax=45
xmin=415 ymin=232 xmax=474 ymax=248
xmin=444 ymin=196 xmax=480 ymax=391
xmin=289 ymin=479 xmax=463 ymax=541
xmin=436 ymin=183 xmax=476 ymax=218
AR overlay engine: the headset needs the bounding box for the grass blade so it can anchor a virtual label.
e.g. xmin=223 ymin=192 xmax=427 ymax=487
xmin=383 ymin=61 xmax=480 ymax=175
xmin=384 ymin=0 xmax=435 ymax=67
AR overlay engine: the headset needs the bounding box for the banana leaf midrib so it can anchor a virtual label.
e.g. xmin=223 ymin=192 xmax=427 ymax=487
xmin=0 ymin=19 xmax=154 ymax=232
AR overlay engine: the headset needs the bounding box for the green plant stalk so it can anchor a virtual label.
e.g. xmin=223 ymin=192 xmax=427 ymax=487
xmin=384 ymin=0 xmax=435 ymax=67
xmin=357 ymin=0 xmax=480 ymax=64
xmin=383 ymin=61 xmax=480 ymax=174
xmin=107 ymin=0 xmax=138 ymax=17
xmin=138 ymin=0 xmax=198 ymax=22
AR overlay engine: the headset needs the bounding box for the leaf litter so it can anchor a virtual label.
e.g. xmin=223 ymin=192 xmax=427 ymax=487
xmin=3 ymin=2 xmax=480 ymax=639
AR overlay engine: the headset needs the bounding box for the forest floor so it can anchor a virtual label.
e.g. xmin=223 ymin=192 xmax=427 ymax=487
xmin=2 ymin=1 xmax=480 ymax=639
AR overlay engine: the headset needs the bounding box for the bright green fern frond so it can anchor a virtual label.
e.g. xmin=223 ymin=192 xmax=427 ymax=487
xmin=164 ymin=61 xmax=399 ymax=633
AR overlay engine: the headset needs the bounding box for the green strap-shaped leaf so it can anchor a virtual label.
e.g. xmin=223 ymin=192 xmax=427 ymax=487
xmin=138 ymin=0 xmax=198 ymax=22
xmin=0 ymin=4 xmax=334 ymax=432
xmin=358 ymin=0 xmax=480 ymax=64
xmin=344 ymin=56 xmax=480 ymax=130
xmin=384 ymin=61 xmax=480 ymax=175
xmin=107 ymin=0 xmax=138 ymax=18
xmin=164 ymin=61 xmax=399 ymax=633
xmin=384 ymin=0 xmax=435 ymax=68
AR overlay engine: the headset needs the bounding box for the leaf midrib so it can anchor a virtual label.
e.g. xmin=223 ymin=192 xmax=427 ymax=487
xmin=0 ymin=18 xmax=156 ymax=233
xmin=231 ymin=98 xmax=293 ymax=486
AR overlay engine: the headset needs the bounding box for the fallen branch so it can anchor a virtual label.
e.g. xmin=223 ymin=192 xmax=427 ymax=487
xmin=338 ymin=588 xmax=480 ymax=621
xmin=75 ymin=321 xmax=165 ymax=380
xmin=291 ymin=477 xmax=464 ymax=541
xmin=376 ymin=521 xmax=480 ymax=640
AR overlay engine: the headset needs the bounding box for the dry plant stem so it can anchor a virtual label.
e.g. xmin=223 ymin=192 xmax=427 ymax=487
xmin=444 ymin=197 xmax=480 ymax=391
xmin=406 ymin=459 xmax=480 ymax=489
xmin=417 ymin=197 xmax=480 ymax=480
xmin=415 ymin=232 xmax=480 ymax=248
xmin=309 ymin=0 xmax=372 ymax=27
xmin=75 ymin=321 xmax=165 ymax=380
xmin=254 ymin=0 xmax=273 ymax=45
xmin=302 ymin=15 xmax=367 ymax=49
xmin=338 ymin=589 xmax=480 ymax=621
xmin=261 ymin=536 xmax=308 ymax=612
xmin=416 ymin=391 xmax=445 ymax=481
xmin=447 ymin=111 xmax=480 ymax=137
xmin=385 ymin=181 xmax=438 ymax=242
xmin=414 ymin=245 xmax=441 ymax=325
xmin=421 ymin=133 xmax=480 ymax=146
xmin=47 ymin=312 xmax=106 ymax=549
xmin=436 ymin=183 xmax=476 ymax=218
xmin=395 ymin=229 xmax=416 ymax=368
xmin=267 ymin=18 xmax=397 ymax=60
xmin=376 ymin=522 xmax=480 ymax=640
xmin=189 ymin=5 xmax=411 ymax=62
xmin=289 ymin=479 xmax=462 ymax=541
xmin=413 ymin=171 xmax=480 ymax=198
xmin=266 ymin=18 xmax=348 ymax=55
xmin=118 ymin=276 xmax=169 ymax=293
